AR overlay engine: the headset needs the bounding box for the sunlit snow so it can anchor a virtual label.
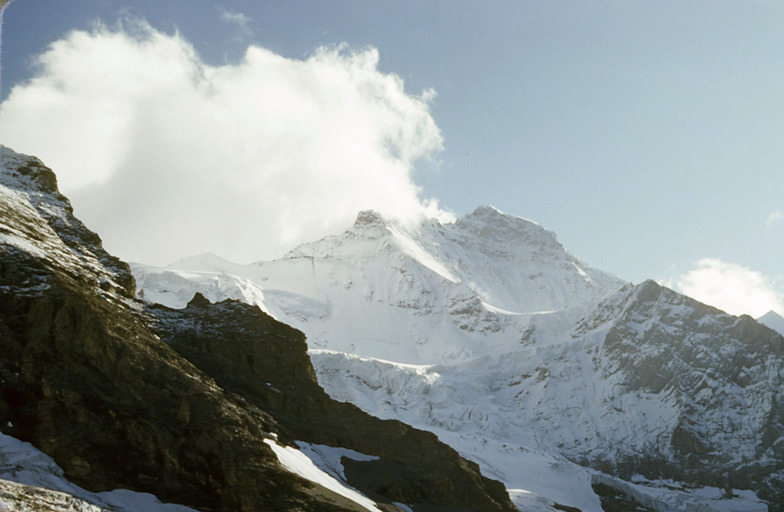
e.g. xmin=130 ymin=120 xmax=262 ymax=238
xmin=128 ymin=207 xmax=774 ymax=512
xmin=263 ymin=439 xmax=384 ymax=512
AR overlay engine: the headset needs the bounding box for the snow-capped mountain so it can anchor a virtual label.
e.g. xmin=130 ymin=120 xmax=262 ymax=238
xmin=134 ymin=207 xmax=781 ymax=512
xmin=316 ymin=281 xmax=780 ymax=511
xmin=141 ymin=206 xmax=624 ymax=364
xmin=0 ymin=146 xmax=516 ymax=512
xmin=758 ymin=310 xmax=784 ymax=337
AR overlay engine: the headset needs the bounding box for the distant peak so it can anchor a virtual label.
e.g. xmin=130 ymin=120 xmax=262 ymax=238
xmin=354 ymin=210 xmax=384 ymax=223
xmin=632 ymin=279 xmax=666 ymax=301
xmin=471 ymin=205 xmax=505 ymax=216
xmin=169 ymin=252 xmax=235 ymax=270
xmin=354 ymin=210 xmax=386 ymax=227
xmin=456 ymin=205 xmax=554 ymax=247
xmin=464 ymin=205 xmax=541 ymax=227
xmin=759 ymin=310 xmax=784 ymax=321
xmin=758 ymin=310 xmax=784 ymax=337
xmin=464 ymin=205 xmax=514 ymax=223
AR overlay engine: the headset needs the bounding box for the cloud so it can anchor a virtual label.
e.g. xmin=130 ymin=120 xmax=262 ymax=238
xmin=671 ymin=258 xmax=784 ymax=318
xmin=766 ymin=210 xmax=782 ymax=228
xmin=218 ymin=7 xmax=253 ymax=39
xmin=0 ymin=19 xmax=449 ymax=265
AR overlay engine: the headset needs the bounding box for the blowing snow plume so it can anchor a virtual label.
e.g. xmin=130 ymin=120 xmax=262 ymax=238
xmin=0 ymin=18 xmax=449 ymax=265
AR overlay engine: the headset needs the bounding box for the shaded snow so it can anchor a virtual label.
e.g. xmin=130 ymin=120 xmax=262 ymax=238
xmin=295 ymin=442 xmax=380 ymax=480
xmin=594 ymin=474 xmax=768 ymax=512
xmin=130 ymin=263 xmax=269 ymax=312
xmin=131 ymin=209 xmax=774 ymax=512
xmin=0 ymin=434 xmax=196 ymax=512
xmin=758 ymin=310 xmax=784 ymax=337
xmin=263 ymin=439 xmax=383 ymax=512
xmin=136 ymin=207 xmax=625 ymax=364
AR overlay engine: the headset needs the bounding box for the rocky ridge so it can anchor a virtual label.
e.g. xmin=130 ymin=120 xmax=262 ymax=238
xmin=0 ymin=477 xmax=109 ymax=512
xmin=0 ymin=146 xmax=516 ymax=512
xmin=135 ymin=204 xmax=783 ymax=510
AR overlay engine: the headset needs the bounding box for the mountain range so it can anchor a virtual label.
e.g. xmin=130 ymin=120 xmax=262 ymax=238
xmin=0 ymin=146 xmax=515 ymax=512
xmin=135 ymin=203 xmax=783 ymax=511
xmin=2 ymin=146 xmax=782 ymax=511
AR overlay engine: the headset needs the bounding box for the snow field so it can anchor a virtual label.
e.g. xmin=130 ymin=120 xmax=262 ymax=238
xmin=263 ymin=439 xmax=385 ymax=512
xmin=130 ymin=207 xmax=774 ymax=511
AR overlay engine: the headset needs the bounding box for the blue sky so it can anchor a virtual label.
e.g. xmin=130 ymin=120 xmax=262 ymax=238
xmin=1 ymin=1 xmax=783 ymax=316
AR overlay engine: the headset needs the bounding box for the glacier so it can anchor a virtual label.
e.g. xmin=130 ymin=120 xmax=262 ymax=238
xmin=132 ymin=207 xmax=780 ymax=511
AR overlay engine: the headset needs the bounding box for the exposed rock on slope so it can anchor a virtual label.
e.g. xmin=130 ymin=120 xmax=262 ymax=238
xmin=149 ymin=295 xmax=512 ymax=511
xmin=0 ymin=146 xmax=516 ymax=512
xmin=584 ymin=281 xmax=784 ymax=505
xmin=0 ymin=477 xmax=109 ymax=512
xmin=136 ymin=205 xmax=784 ymax=510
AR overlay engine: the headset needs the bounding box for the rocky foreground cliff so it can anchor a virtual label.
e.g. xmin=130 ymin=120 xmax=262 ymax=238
xmin=0 ymin=146 xmax=516 ymax=512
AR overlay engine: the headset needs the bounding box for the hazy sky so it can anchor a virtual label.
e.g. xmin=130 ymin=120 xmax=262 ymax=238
xmin=1 ymin=1 xmax=783 ymax=317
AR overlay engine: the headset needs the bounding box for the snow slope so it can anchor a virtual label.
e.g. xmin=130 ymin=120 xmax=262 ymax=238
xmin=263 ymin=439 xmax=383 ymax=512
xmin=0 ymin=146 xmax=400 ymax=512
xmin=0 ymin=431 xmax=388 ymax=512
xmin=758 ymin=310 xmax=784 ymax=337
xmin=154 ymin=207 xmax=625 ymax=364
xmin=310 ymin=282 xmax=780 ymax=511
xmin=0 ymin=433 xmax=196 ymax=512
xmin=133 ymin=208 xmax=780 ymax=511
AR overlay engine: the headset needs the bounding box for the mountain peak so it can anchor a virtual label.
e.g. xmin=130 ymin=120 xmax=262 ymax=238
xmin=468 ymin=204 xmax=506 ymax=217
xmin=353 ymin=209 xmax=387 ymax=228
xmin=758 ymin=310 xmax=784 ymax=337
xmin=465 ymin=205 xmax=538 ymax=224
xmin=444 ymin=207 xmax=578 ymax=278
xmin=457 ymin=205 xmax=555 ymax=245
xmin=0 ymin=146 xmax=59 ymax=196
xmin=1 ymin=148 xmax=519 ymax=512
xmin=1 ymin=146 xmax=136 ymax=298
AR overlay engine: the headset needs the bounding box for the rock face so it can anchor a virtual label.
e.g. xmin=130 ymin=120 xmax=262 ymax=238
xmin=312 ymin=280 xmax=784 ymax=510
xmin=0 ymin=477 xmax=109 ymax=512
xmin=0 ymin=146 xmax=516 ymax=512
xmin=134 ymin=202 xmax=783 ymax=510
xmin=586 ymin=281 xmax=784 ymax=506
xmin=149 ymin=296 xmax=512 ymax=512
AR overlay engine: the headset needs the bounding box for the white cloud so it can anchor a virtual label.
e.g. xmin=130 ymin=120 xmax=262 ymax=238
xmin=0 ymin=19 xmax=450 ymax=265
xmin=766 ymin=210 xmax=782 ymax=228
xmin=220 ymin=8 xmax=251 ymax=27
xmin=218 ymin=7 xmax=253 ymax=39
xmin=672 ymin=258 xmax=784 ymax=318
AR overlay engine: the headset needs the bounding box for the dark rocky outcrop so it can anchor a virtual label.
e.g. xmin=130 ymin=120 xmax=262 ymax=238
xmin=0 ymin=148 xmax=516 ymax=512
xmin=148 ymin=295 xmax=513 ymax=512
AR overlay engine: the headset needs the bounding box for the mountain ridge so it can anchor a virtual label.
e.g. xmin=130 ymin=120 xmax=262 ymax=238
xmin=149 ymin=206 xmax=626 ymax=366
xmin=0 ymin=146 xmax=517 ymax=512
xmin=135 ymin=203 xmax=781 ymax=510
